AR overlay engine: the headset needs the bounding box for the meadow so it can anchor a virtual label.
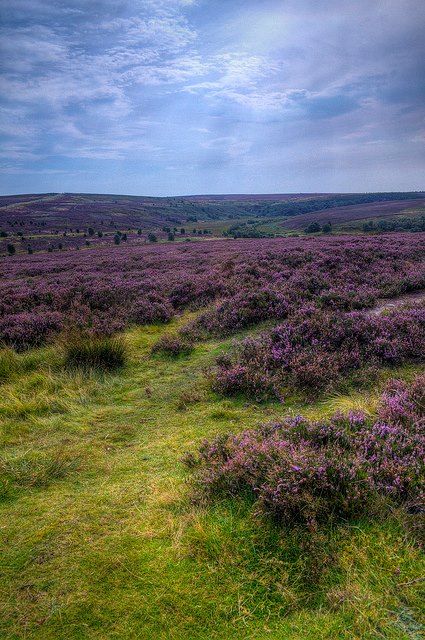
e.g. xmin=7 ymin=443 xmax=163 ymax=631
xmin=0 ymin=226 xmax=424 ymax=639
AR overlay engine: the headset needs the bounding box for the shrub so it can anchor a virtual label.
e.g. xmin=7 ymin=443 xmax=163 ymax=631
xmin=152 ymin=333 xmax=194 ymax=357
xmin=211 ymin=306 xmax=425 ymax=399
xmin=305 ymin=222 xmax=321 ymax=233
xmin=0 ymin=311 xmax=63 ymax=350
xmin=63 ymin=334 xmax=127 ymax=371
xmin=130 ymin=295 xmax=173 ymax=325
xmin=185 ymin=376 xmax=425 ymax=529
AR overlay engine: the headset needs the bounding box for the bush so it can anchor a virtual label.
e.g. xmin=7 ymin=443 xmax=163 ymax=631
xmin=211 ymin=305 xmax=425 ymax=399
xmin=0 ymin=311 xmax=63 ymax=350
xmin=185 ymin=376 xmax=425 ymax=529
xmin=63 ymin=334 xmax=127 ymax=371
xmin=152 ymin=333 xmax=193 ymax=357
xmin=305 ymin=222 xmax=321 ymax=233
xmin=130 ymin=295 xmax=173 ymax=325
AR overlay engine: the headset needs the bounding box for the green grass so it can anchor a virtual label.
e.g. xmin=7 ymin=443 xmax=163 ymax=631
xmin=0 ymin=318 xmax=424 ymax=639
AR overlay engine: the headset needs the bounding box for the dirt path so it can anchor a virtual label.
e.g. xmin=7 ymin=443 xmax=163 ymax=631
xmin=368 ymin=289 xmax=425 ymax=315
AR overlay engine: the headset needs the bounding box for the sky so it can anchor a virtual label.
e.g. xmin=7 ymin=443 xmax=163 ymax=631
xmin=0 ymin=0 xmax=424 ymax=196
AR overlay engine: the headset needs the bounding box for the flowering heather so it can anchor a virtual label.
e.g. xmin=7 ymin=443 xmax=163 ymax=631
xmin=185 ymin=376 xmax=425 ymax=528
xmin=0 ymin=234 xmax=424 ymax=350
xmin=212 ymin=304 xmax=425 ymax=398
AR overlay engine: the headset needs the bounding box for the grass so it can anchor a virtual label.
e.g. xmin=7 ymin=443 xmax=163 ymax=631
xmin=63 ymin=334 xmax=127 ymax=371
xmin=0 ymin=316 xmax=424 ymax=639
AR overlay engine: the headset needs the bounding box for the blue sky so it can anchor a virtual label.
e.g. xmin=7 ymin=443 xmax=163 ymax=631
xmin=0 ymin=0 xmax=424 ymax=195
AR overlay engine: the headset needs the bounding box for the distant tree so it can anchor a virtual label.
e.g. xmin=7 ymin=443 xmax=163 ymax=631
xmin=180 ymin=228 xmax=185 ymax=235
xmin=168 ymin=232 xmax=175 ymax=241
xmin=97 ymin=230 xmax=103 ymax=237
xmin=85 ymin=240 xmax=90 ymax=247
xmin=162 ymin=226 xmax=171 ymax=233
xmin=7 ymin=243 xmax=15 ymax=255
xmin=122 ymin=233 xmax=127 ymax=241
xmin=27 ymin=245 xmax=33 ymax=254
xmin=137 ymin=228 xmax=142 ymax=235
xmin=305 ymin=222 xmax=322 ymax=233
xmin=114 ymin=234 xmax=121 ymax=245
xmin=322 ymin=222 xmax=332 ymax=234
xmin=148 ymin=233 xmax=158 ymax=243
xmin=0 ymin=230 xmax=8 ymax=237
xmin=192 ymin=228 xmax=197 ymax=234
xmin=88 ymin=227 xmax=95 ymax=236
xmin=58 ymin=243 xmax=63 ymax=250
xmin=203 ymin=229 xmax=209 ymax=235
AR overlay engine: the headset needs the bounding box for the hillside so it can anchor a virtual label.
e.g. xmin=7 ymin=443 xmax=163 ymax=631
xmin=1 ymin=191 xmax=424 ymax=254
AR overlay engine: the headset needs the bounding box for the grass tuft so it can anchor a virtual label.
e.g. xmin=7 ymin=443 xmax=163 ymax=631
xmin=63 ymin=334 xmax=127 ymax=371
xmin=0 ymin=347 xmax=18 ymax=383
xmin=0 ymin=449 xmax=80 ymax=499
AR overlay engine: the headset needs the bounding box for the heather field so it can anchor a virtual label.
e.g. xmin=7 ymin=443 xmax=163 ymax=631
xmin=0 ymin=231 xmax=424 ymax=639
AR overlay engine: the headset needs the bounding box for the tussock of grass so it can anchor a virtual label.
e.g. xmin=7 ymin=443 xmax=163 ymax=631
xmin=0 ymin=449 xmax=80 ymax=499
xmin=63 ymin=334 xmax=127 ymax=371
xmin=0 ymin=347 xmax=18 ymax=383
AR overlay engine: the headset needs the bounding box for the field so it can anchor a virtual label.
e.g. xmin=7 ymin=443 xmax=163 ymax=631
xmin=280 ymin=199 xmax=425 ymax=232
xmin=0 ymin=210 xmax=424 ymax=639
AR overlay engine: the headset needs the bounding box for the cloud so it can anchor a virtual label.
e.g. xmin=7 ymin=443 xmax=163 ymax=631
xmin=0 ymin=0 xmax=423 ymax=193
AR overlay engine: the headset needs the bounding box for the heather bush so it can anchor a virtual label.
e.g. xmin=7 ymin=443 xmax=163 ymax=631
xmin=185 ymin=289 xmax=289 ymax=339
xmin=152 ymin=333 xmax=194 ymax=357
xmin=0 ymin=311 xmax=63 ymax=350
xmin=186 ymin=376 xmax=425 ymax=528
xmin=130 ymin=294 xmax=173 ymax=325
xmin=63 ymin=334 xmax=127 ymax=371
xmin=212 ymin=306 xmax=425 ymax=399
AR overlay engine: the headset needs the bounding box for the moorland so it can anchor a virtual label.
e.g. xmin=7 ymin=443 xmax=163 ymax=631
xmin=0 ymin=192 xmax=424 ymax=639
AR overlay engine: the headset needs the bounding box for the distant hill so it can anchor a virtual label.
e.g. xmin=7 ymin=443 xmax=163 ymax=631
xmin=1 ymin=191 xmax=424 ymax=254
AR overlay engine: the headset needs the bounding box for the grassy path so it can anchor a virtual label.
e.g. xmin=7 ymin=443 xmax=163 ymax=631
xmin=0 ymin=322 xmax=424 ymax=639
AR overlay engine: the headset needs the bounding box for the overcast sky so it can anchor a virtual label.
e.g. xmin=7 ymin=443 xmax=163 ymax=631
xmin=0 ymin=0 xmax=424 ymax=195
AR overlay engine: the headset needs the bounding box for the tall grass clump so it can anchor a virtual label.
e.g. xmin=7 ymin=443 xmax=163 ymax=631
xmin=0 ymin=347 xmax=18 ymax=383
xmin=63 ymin=333 xmax=127 ymax=371
xmin=0 ymin=449 xmax=80 ymax=500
